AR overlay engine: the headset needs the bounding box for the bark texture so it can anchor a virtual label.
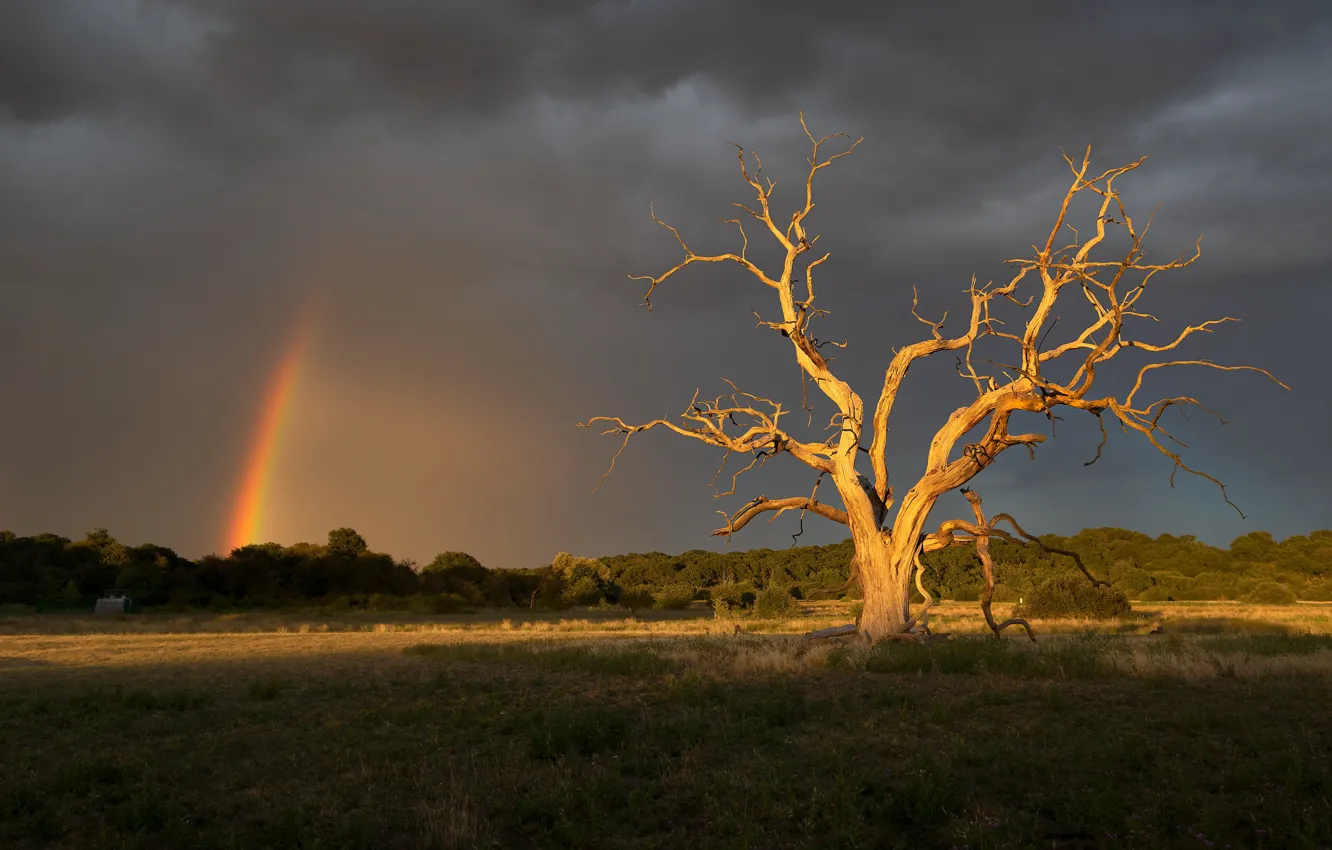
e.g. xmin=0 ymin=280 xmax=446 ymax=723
xmin=583 ymin=115 xmax=1287 ymax=642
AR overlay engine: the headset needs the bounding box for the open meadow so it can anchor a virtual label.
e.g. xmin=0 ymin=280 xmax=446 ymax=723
xmin=3 ymin=602 xmax=1332 ymax=849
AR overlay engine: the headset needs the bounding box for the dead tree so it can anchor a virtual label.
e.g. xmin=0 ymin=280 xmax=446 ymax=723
xmin=582 ymin=115 xmax=1287 ymax=643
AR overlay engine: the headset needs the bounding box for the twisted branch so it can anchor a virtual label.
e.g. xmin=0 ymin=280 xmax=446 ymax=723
xmin=962 ymin=490 xmax=1035 ymax=642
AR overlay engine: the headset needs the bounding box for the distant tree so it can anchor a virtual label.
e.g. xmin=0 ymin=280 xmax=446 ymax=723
xmin=82 ymin=527 xmax=116 ymax=550
xmin=1230 ymin=531 xmax=1279 ymax=563
xmin=425 ymin=551 xmax=483 ymax=572
xmin=327 ymin=528 xmax=369 ymax=556
xmin=422 ymin=551 xmax=488 ymax=599
xmin=550 ymin=552 xmax=610 ymax=605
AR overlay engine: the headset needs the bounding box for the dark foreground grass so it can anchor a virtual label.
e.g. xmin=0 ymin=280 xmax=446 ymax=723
xmin=3 ymin=637 xmax=1331 ymax=849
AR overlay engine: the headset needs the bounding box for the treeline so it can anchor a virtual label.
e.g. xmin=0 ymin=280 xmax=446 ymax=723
xmin=924 ymin=527 xmax=1332 ymax=605
xmin=0 ymin=525 xmax=1329 ymax=612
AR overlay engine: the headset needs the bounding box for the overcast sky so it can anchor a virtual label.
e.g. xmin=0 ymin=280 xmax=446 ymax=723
xmin=2 ymin=0 xmax=1329 ymax=567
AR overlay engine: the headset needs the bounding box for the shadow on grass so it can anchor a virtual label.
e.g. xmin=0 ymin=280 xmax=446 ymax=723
xmin=406 ymin=631 xmax=1332 ymax=681
xmin=404 ymin=642 xmax=676 ymax=677
xmin=5 ymin=632 xmax=1332 ymax=848
xmin=1164 ymin=617 xmax=1296 ymax=635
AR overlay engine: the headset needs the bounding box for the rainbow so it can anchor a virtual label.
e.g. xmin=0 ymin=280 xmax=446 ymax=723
xmin=222 ymin=304 xmax=319 ymax=554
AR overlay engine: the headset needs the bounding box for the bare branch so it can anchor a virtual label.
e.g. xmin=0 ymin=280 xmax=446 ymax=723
xmin=630 ymin=203 xmax=782 ymax=309
xmin=579 ymin=381 xmax=838 ymax=491
xmin=1084 ymin=411 xmax=1109 ymax=466
xmin=712 ymin=495 xmax=849 ymax=539
xmin=987 ymin=513 xmax=1107 ymax=589
xmin=1124 ymin=360 xmax=1288 ymax=411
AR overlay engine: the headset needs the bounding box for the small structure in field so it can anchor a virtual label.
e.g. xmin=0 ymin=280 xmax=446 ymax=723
xmin=94 ymin=591 xmax=133 ymax=614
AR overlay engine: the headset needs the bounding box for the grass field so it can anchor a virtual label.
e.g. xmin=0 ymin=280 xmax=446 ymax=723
xmin=3 ymin=602 xmax=1331 ymax=848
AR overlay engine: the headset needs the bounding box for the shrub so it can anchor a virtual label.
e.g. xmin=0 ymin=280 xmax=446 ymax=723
xmin=991 ymin=585 xmax=1020 ymax=603
xmin=948 ymin=584 xmax=981 ymax=602
xmin=562 ymin=576 xmax=605 ymax=606
xmin=618 ymin=585 xmax=656 ymax=612
xmin=711 ymin=598 xmax=738 ymax=619
xmin=430 ymin=593 xmax=468 ymax=614
xmin=1012 ymin=573 xmax=1131 ymax=620
xmin=807 ymin=568 xmax=850 ymax=594
xmin=1111 ymin=565 xmax=1156 ymax=597
xmin=710 ymin=581 xmax=756 ymax=610
xmin=1300 ymin=581 xmax=1332 ymax=602
xmin=1242 ymin=581 xmax=1298 ymax=606
xmin=652 ymin=583 xmax=695 ymax=610
xmin=1138 ymin=586 xmax=1170 ymax=602
xmin=752 ymin=586 xmax=799 ymax=619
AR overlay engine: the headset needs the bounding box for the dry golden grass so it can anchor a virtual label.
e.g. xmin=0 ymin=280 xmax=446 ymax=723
xmin=5 ymin=598 xmax=1329 ymax=638
xmin=4 ymin=600 xmax=1332 ymax=687
xmin=923 ymin=599 xmax=1332 ymax=635
xmin=1101 ymin=641 xmax=1332 ymax=680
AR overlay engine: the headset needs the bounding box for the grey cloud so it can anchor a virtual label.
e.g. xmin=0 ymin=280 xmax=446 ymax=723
xmin=1 ymin=0 xmax=1328 ymax=565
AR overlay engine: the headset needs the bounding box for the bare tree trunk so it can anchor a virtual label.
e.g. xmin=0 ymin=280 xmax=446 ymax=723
xmin=852 ymin=487 xmax=940 ymax=641
xmin=856 ymin=539 xmax=909 ymax=640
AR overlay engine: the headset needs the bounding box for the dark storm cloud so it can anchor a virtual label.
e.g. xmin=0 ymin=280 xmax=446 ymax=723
xmin=2 ymin=0 xmax=1328 ymax=565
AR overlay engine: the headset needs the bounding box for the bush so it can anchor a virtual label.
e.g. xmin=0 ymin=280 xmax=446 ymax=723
xmin=1138 ymin=586 xmax=1171 ymax=602
xmin=752 ymin=586 xmax=799 ymax=620
xmin=562 ymin=576 xmax=605 ymax=606
xmin=710 ymin=581 xmax=756 ymax=610
xmin=652 ymin=583 xmax=695 ymax=610
xmin=711 ymin=598 xmax=738 ymax=619
xmin=1012 ymin=573 xmax=1131 ymax=620
xmin=713 ymin=583 xmax=756 ymax=610
xmin=1300 ymin=581 xmax=1332 ymax=602
xmin=991 ymin=585 xmax=1020 ymax=603
xmin=948 ymin=584 xmax=981 ymax=602
xmin=1110 ymin=565 xmax=1156 ymax=597
xmin=1242 ymin=581 xmax=1298 ymax=605
xmin=618 ymin=585 xmax=656 ymax=612
xmin=428 ymin=593 xmax=468 ymax=614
